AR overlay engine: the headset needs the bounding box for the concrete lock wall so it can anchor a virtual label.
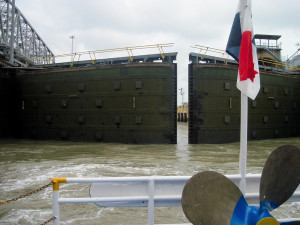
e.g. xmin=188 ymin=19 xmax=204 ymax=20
xmin=17 ymin=63 xmax=177 ymax=144
xmin=188 ymin=63 xmax=300 ymax=144
xmin=2 ymin=60 xmax=300 ymax=144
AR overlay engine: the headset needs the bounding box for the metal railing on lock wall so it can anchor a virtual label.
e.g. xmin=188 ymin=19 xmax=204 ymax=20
xmin=26 ymin=43 xmax=174 ymax=66
xmin=191 ymin=45 xmax=299 ymax=72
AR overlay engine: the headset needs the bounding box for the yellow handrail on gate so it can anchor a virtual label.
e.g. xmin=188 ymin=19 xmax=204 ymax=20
xmin=191 ymin=44 xmax=298 ymax=72
xmin=191 ymin=45 xmax=230 ymax=63
xmin=26 ymin=43 xmax=174 ymax=66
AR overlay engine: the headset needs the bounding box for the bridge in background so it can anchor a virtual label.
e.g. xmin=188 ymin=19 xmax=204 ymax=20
xmin=0 ymin=0 xmax=54 ymax=67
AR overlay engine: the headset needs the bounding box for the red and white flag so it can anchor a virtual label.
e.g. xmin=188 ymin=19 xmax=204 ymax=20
xmin=226 ymin=0 xmax=260 ymax=100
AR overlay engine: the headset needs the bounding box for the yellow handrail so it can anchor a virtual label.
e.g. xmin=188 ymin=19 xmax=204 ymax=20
xmin=192 ymin=45 xmax=298 ymax=72
xmin=26 ymin=43 xmax=174 ymax=66
xmin=258 ymin=58 xmax=298 ymax=71
xmin=191 ymin=45 xmax=230 ymax=62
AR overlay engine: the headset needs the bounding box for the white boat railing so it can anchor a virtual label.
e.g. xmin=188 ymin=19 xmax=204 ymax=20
xmin=51 ymin=175 xmax=300 ymax=225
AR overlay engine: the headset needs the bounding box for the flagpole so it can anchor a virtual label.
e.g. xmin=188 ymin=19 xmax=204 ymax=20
xmin=239 ymin=92 xmax=248 ymax=194
xmin=226 ymin=0 xmax=259 ymax=194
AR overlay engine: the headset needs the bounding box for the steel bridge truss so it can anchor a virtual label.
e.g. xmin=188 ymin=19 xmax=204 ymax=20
xmin=0 ymin=0 xmax=54 ymax=66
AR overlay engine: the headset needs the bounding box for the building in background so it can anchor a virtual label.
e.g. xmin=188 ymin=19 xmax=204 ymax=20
xmin=177 ymin=103 xmax=188 ymax=122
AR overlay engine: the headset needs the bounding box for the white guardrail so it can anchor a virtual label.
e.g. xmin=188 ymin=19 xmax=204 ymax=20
xmin=51 ymin=175 xmax=300 ymax=225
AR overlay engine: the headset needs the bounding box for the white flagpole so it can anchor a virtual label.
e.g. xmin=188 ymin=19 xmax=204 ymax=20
xmin=227 ymin=0 xmax=259 ymax=194
xmin=239 ymin=92 xmax=248 ymax=194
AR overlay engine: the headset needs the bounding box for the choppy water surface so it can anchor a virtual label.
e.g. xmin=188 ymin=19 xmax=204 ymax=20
xmin=0 ymin=123 xmax=299 ymax=224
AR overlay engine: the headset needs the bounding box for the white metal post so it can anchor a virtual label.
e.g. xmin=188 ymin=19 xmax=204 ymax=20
xmin=239 ymin=92 xmax=248 ymax=194
xmin=148 ymin=179 xmax=155 ymax=225
xmin=53 ymin=190 xmax=60 ymax=225
xmin=70 ymin=35 xmax=75 ymax=62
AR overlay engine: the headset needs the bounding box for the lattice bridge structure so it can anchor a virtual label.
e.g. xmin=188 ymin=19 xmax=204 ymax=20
xmin=0 ymin=0 xmax=54 ymax=67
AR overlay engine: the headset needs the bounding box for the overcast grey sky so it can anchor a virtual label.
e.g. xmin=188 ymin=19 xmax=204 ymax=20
xmin=16 ymin=0 xmax=300 ymax=104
